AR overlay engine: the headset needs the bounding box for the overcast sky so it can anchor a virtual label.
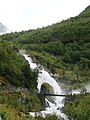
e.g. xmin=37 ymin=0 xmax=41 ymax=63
xmin=0 ymin=0 xmax=90 ymax=31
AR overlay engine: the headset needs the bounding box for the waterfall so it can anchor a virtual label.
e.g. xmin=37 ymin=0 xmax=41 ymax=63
xmin=0 ymin=117 xmax=2 ymax=120
xmin=23 ymin=54 xmax=68 ymax=119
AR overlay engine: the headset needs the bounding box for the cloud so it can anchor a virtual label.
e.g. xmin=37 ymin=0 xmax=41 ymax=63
xmin=0 ymin=0 xmax=90 ymax=31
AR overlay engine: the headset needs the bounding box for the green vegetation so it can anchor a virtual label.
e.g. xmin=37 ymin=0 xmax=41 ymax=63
xmin=0 ymin=90 xmax=42 ymax=120
xmin=0 ymin=91 xmax=42 ymax=112
xmin=0 ymin=41 xmax=38 ymax=89
xmin=0 ymin=5 xmax=90 ymax=120
xmin=0 ymin=90 xmax=60 ymax=120
xmin=64 ymin=92 xmax=90 ymax=120
xmin=35 ymin=115 xmax=60 ymax=120
xmin=0 ymin=41 xmax=43 ymax=119
xmin=0 ymin=104 xmax=21 ymax=120
xmin=0 ymin=6 xmax=90 ymax=88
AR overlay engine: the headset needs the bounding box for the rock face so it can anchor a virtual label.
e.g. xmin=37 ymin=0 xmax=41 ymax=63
xmin=0 ymin=22 xmax=9 ymax=34
xmin=40 ymin=83 xmax=56 ymax=104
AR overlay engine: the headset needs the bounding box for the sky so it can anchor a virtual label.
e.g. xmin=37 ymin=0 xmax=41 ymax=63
xmin=0 ymin=0 xmax=90 ymax=32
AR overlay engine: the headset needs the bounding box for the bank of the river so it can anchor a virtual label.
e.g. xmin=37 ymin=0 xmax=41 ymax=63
xmin=64 ymin=92 xmax=90 ymax=120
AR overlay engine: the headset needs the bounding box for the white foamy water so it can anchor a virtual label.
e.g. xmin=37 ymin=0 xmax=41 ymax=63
xmin=23 ymin=54 xmax=68 ymax=119
xmin=86 ymin=82 xmax=90 ymax=92
xmin=23 ymin=54 xmax=37 ymax=69
xmin=0 ymin=117 xmax=2 ymax=120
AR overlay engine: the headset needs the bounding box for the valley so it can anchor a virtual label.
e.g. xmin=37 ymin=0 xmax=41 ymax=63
xmin=0 ymin=5 xmax=90 ymax=120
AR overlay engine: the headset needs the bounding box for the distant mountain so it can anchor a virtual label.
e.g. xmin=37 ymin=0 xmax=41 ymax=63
xmin=0 ymin=22 xmax=10 ymax=35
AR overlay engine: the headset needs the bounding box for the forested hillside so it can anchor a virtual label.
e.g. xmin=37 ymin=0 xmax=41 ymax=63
xmin=0 ymin=41 xmax=38 ymax=89
xmin=0 ymin=5 xmax=90 ymax=120
xmin=0 ymin=5 xmax=90 ymax=88
xmin=64 ymin=92 xmax=90 ymax=120
xmin=0 ymin=42 xmax=43 ymax=119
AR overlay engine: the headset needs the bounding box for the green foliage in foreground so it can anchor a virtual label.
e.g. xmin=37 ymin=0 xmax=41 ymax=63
xmin=0 ymin=105 xmax=60 ymax=120
xmin=0 ymin=90 xmax=42 ymax=120
xmin=0 ymin=88 xmax=62 ymax=120
xmin=35 ymin=115 xmax=60 ymax=120
xmin=64 ymin=93 xmax=90 ymax=120
xmin=0 ymin=104 xmax=21 ymax=120
xmin=0 ymin=41 xmax=38 ymax=89
xmin=0 ymin=91 xmax=42 ymax=113
xmin=0 ymin=104 xmax=36 ymax=120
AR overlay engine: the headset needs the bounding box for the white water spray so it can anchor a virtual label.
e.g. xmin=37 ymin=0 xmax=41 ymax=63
xmin=23 ymin=54 xmax=68 ymax=119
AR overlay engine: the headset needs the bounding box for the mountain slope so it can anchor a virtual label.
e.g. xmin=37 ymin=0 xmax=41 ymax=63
xmin=1 ymin=5 xmax=90 ymax=44
xmin=79 ymin=5 xmax=90 ymax=18
xmin=0 ymin=5 xmax=90 ymax=120
xmin=0 ymin=5 xmax=90 ymax=88
xmin=4 ymin=6 xmax=89 ymax=44
xmin=0 ymin=22 xmax=10 ymax=35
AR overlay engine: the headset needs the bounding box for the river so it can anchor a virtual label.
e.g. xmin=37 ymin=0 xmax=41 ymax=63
xmin=23 ymin=54 xmax=68 ymax=120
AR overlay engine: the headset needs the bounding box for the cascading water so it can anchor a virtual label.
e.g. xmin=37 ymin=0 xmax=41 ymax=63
xmin=23 ymin=54 xmax=68 ymax=119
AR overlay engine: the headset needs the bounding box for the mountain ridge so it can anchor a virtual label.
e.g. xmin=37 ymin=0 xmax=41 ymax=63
xmin=0 ymin=22 xmax=10 ymax=35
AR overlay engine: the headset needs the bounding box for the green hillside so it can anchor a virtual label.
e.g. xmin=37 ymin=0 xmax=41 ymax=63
xmin=0 ymin=5 xmax=90 ymax=120
xmin=0 ymin=42 xmax=38 ymax=89
xmin=1 ymin=5 xmax=90 ymax=88
xmin=64 ymin=92 xmax=90 ymax=120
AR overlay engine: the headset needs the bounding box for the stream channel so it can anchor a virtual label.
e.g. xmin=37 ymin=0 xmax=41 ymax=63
xmin=23 ymin=54 xmax=68 ymax=120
